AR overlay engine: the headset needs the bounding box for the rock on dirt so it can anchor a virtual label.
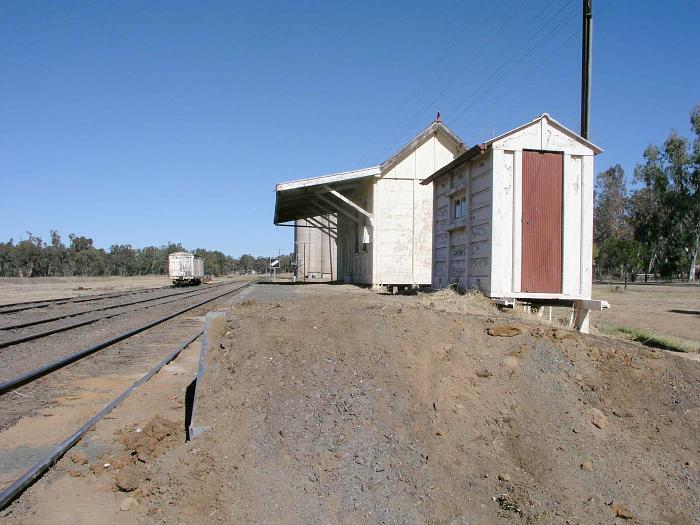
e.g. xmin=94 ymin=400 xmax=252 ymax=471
xmin=119 ymin=415 xmax=180 ymax=463
xmin=590 ymin=408 xmax=608 ymax=429
xmin=610 ymin=501 xmax=634 ymax=519
xmin=487 ymin=324 xmax=523 ymax=337
xmin=70 ymin=451 xmax=88 ymax=465
xmin=552 ymin=328 xmax=578 ymax=341
xmin=115 ymin=465 xmax=144 ymax=492
xmin=120 ymin=496 xmax=138 ymax=512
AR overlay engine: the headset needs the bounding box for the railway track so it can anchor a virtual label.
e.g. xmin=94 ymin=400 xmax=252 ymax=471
xmin=0 ymin=280 xmax=252 ymax=392
xmin=0 ymin=284 xmax=173 ymax=315
xmin=0 ymin=280 xmax=233 ymax=334
xmin=0 ymin=280 xmax=255 ymax=509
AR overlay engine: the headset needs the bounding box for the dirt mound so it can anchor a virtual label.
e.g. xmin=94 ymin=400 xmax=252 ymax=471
xmin=119 ymin=415 xmax=181 ymax=463
xmin=132 ymin=287 xmax=699 ymax=523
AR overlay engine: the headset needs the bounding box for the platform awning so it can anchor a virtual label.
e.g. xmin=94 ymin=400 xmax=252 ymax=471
xmin=274 ymin=166 xmax=380 ymax=224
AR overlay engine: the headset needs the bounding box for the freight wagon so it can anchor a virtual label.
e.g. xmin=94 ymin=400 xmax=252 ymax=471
xmin=168 ymin=252 xmax=204 ymax=286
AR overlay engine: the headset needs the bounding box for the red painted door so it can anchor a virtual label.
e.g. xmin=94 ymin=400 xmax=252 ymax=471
xmin=521 ymin=150 xmax=563 ymax=293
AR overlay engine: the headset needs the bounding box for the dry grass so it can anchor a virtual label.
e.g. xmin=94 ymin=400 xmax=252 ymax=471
xmin=417 ymin=286 xmax=500 ymax=318
xmin=600 ymin=323 xmax=700 ymax=353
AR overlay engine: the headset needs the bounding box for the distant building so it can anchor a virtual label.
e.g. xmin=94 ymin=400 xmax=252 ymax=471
xmin=275 ymin=119 xmax=465 ymax=288
xmin=294 ymin=216 xmax=337 ymax=280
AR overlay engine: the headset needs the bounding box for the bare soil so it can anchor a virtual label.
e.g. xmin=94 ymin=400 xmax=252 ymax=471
xmin=592 ymin=283 xmax=700 ymax=344
xmin=3 ymin=283 xmax=699 ymax=524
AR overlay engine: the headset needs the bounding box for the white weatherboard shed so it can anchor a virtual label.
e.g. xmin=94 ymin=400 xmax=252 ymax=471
xmin=421 ymin=114 xmax=606 ymax=331
xmin=274 ymin=120 xmax=465 ymax=288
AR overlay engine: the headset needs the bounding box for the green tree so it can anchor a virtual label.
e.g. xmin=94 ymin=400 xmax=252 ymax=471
xmin=597 ymin=238 xmax=645 ymax=282
xmin=632 ymin=105 xmax=700 ymax=281
xmin=594 ymin=164 xmax=631 ymax=245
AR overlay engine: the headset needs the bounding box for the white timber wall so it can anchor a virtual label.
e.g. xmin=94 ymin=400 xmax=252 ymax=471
xmin=375 ymin=133 xmax=459 ymax=285
xmin=467 ymin=152 xmax=493 ymax=293
xmin=430 ymin=116 xmax=597 ymax=300
xmin=489 ymin=117 xmax=596 ymax=299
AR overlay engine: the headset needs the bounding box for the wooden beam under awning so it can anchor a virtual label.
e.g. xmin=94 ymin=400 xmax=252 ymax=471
xmin=315 ymin=193 xmax=361 ymax=224
xmin=321 ymin=186 xmax=372 ymax=219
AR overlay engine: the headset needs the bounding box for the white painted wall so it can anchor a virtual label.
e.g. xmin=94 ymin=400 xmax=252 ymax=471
xmin=374 ymin=132 xmax=461 ymax=285
xmin=430 ymin=115 xmax=598 ymax=300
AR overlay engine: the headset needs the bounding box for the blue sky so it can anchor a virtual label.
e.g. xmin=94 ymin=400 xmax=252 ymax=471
xmin=1 ymin=0 xmax=698 ymax=257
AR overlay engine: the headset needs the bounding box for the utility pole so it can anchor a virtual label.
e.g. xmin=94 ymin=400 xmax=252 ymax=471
xmin=580 ymin=0 xmax=593 ymax=139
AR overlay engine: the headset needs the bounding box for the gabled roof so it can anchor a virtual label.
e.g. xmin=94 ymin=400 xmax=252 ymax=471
xmin=421 ymin=113 xmax=603 ymax=185
xmin=274 ymin=119 xmax=465 ymax=224
xmin=485 ymin=113 xmax=603 ymax=154
xmin=380 ymin=120 xmax=465 ymax=174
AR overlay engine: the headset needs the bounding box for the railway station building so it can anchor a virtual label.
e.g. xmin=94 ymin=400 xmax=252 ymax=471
xmin=274 ymin=119 xmax=465 ymax=288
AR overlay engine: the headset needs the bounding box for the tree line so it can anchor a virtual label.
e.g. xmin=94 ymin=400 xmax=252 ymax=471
xmin=594 ymin=104 xmax=699 ymax=282
xmin=0 ymin=231 xmax=292 ymax=278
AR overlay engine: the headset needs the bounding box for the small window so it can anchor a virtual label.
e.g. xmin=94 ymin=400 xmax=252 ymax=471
xmin=453 ymin=197 xmax=466 ymax=220
xmin=362 ymin=225 xmax=370 ymax=252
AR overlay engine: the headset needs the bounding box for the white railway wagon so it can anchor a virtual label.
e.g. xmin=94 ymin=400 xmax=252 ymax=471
xmin=168 ymin=251 xmax=204 ymax=286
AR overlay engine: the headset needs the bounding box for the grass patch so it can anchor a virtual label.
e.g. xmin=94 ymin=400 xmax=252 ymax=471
xmin=601 ymin=323 xmax=700 ymax=353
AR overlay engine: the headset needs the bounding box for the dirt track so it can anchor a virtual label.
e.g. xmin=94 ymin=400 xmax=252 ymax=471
xmin=3 ymin=283 xmax=699 ymax=524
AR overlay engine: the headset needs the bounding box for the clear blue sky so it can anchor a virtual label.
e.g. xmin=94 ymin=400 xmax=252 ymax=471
xmin=1 ymin=0 xmax=698 ymax=257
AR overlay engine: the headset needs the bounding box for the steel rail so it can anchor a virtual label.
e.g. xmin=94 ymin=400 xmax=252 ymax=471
xmin=0 ymin=329 xmax=204 ymax=510
xmin=0 ymin=285 xmax=174 ymax=314
xmin=0 ymin=280 xmax=234 ymax=331
xmin=0 ymin=282 xmax=238 ymax=348
xmin=0 ymin=281 xmax=253 ymax=395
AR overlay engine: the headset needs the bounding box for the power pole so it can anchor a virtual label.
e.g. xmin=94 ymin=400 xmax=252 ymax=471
xmin=580 ymin=0 xmax=593 ymax=139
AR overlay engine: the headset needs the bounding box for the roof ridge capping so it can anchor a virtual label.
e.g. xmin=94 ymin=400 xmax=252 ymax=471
xmin=380 ymin=119 xmax=466 ymax=173
xmin=486 ymin=113 xmax=603 ymax=153
xmin=421 ymin=113 xmax=603 ymax=186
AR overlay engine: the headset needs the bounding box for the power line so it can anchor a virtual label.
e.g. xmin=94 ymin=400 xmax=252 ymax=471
xmin=459 ymin=0 xmax=617 ymax=130
xmin=368 ymin=0 xmax=489 ymax=158
xmin=371 ymin=0 xmax=532 ymax=162
xmin=448 ymin=0 xmax=578 ymax=122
